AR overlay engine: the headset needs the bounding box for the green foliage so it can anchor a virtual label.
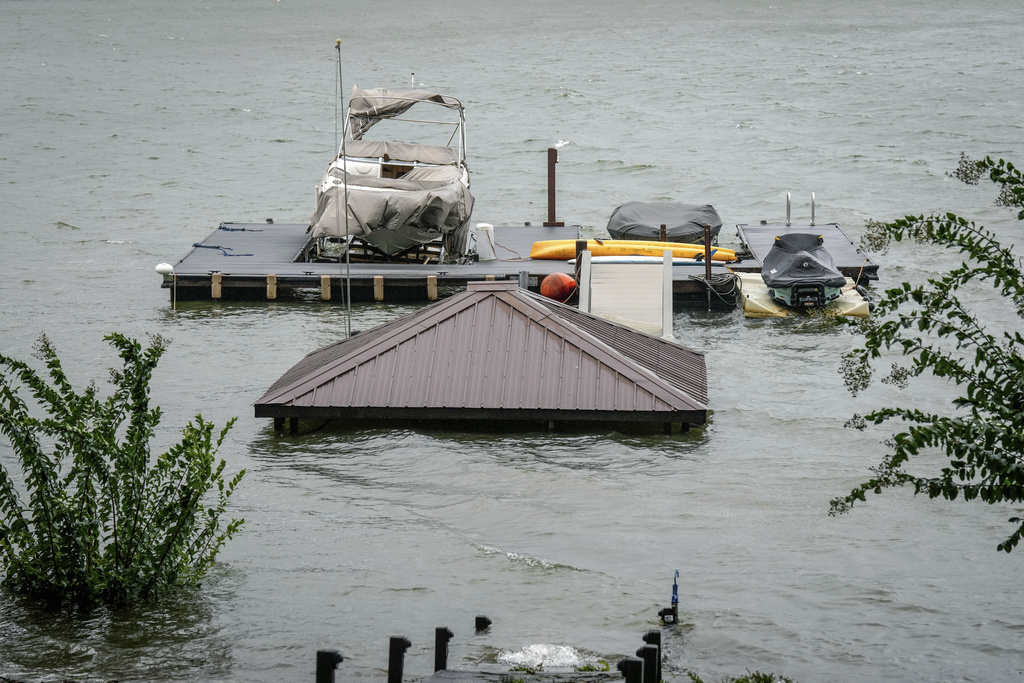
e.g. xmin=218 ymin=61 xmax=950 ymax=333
xmin=833 ymin=156 xmax=1024 ymax=552
xmin=687 ymin=671 xmax=796 ymax=683
xmin=0 ymin=333 xmax=245 ymax=607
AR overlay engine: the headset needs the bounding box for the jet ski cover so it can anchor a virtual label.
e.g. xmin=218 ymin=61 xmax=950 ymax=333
xmin=606 ymin=202 xmax=722 ymax=243
xmin=761 ymin=234 xmax=847 ymax=289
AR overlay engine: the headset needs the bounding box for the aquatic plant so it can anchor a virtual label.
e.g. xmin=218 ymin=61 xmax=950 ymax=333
xmin=834 ymin=155 xmax=1024 ymax=552
xmin=0 ymin=333 xmax=244 ymax=607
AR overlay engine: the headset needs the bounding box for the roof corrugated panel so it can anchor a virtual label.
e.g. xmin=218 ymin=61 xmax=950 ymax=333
xmin=255 ymin=281 xmax=707 ymax=424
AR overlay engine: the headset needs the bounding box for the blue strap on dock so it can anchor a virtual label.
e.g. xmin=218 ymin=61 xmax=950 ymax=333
xmin=191 ymin=243 xmax=254 ymax=257
xmin=218 ymin=225 xmax=263 ymax=232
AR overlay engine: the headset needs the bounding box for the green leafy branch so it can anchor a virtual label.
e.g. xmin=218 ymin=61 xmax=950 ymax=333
xmin=832 ymin=155 xmax=1024 ymax=552
xmin=0 ymin=333 xmax=245 ymax=607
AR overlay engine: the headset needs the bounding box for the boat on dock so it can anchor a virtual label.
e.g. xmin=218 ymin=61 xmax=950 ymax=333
xmin=605 ymin=201 xmax=722 ymax=244
xmin=308 ymin=86 xmax=474 ymax=263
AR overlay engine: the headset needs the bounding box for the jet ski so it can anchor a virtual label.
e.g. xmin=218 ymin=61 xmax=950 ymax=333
xmin=760 ymin=233 xmax=847 ymax=308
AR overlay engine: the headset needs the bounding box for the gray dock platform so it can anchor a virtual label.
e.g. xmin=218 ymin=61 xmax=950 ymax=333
xmin=731 ymin=222 xmax=878 ymax=285
xmin=162 ymin=221 xmax=740 ymax=307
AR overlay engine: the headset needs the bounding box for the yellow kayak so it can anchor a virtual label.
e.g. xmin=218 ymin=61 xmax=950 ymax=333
xmin=529 ymin=239 xmax=737 ymax=262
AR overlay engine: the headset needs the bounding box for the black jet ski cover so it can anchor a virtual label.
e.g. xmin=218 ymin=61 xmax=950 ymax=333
xmin=760 ymin=234 xmax=847 ymax=289
xmin=606 ymin=201 xmax=723 ymax=243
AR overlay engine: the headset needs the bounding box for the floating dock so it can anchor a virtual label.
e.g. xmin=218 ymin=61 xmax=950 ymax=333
xmin=160 ymin=221 xmax=739 ymax=307
xmin=731 ymin=222 xmax=878 ymax=285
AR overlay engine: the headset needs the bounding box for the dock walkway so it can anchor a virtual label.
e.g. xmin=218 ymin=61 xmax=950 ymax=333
xmin=731 ymin=222 xmax=878 ymax=285
xmin=163 ymin=222 xmax=739 ymax=306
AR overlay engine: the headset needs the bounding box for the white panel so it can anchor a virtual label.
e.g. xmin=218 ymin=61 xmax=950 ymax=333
xmin=589 ymin=263 xmax=664 ymax=334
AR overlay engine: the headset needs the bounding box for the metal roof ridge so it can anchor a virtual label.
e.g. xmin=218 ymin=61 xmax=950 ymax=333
xmin=500 ymin=290 xmax=707 ymax=411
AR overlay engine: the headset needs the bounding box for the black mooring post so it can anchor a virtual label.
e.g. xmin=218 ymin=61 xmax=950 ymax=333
xmin=316 ymin=649 xmax=344 ymax=683
xmin=543 ymin=147 xmax=564 ymax=227
xmin=388 ymin=636 xmax=412 ymax=683
xmin=574 ymin=239 xmax=587 ymax=283
xmin=617 ymin=656 xmax=644 ymax=683
xmin=642 ymin=630 xmax=662 ymax=683
xmin=635 ymin=644 xmax=658 ymax=683
xmin=704 ymin=224 xmax=713 ymax=311
xmin=660 ymin=224 xmax=667 ymax=242
xmin=475 ymin=615 xmax=492 ymax=632
xmin=434 ymin=627 xmax=454 ymax=672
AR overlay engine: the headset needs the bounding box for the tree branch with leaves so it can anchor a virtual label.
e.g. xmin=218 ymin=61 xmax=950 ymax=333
xmin=832 ymin=155 xmax=1024 ymax=552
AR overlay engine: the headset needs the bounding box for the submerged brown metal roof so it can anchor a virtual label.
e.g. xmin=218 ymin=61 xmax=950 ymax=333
xmin=255 ymin=281 xmax=707 ymax=426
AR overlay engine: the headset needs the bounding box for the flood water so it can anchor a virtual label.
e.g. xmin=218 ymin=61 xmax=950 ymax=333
xmin=1 ymin=1 xmax=1023 ymax=681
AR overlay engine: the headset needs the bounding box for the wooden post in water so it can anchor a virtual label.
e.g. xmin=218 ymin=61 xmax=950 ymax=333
xmin=434 ymin=627 xmax=453 ymax=672
xmin=660 ymin=224 xmax=667 ymax=242
xmin=316 ymin=650 xmax=343 ymax=683
xmin=266 ymin=274 xmax=277 ymax=300
xmin=388 ymin=637 xmax=412 ymax=683
xmin=321 ymin=275 xmax=332 ymax=301
xmin=427 ymin=275 xmax=438 ymax=300
xmin=211 ymin=272 xmax=222 ymax=299
xmin=374 ymin=275 xmax=384 ymax=301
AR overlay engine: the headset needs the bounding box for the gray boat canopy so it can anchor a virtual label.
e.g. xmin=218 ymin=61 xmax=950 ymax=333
xmin=349 ymin=87 xmax=465 ymax=140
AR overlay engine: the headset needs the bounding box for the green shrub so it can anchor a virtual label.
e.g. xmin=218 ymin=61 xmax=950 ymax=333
xmin=0 ymin=333 xmax=244 ymax=608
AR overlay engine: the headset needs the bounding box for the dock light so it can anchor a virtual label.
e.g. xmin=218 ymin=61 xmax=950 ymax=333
xmin=155 ymin=263 xmax=174 ymax=276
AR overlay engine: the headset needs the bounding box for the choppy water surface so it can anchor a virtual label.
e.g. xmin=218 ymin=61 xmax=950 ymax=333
xmin=1 ymin=1 xmax=1022 ymax=681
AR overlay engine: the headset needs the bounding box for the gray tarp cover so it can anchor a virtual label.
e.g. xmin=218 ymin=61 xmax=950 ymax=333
xmin=760 ymin=233 xmax=847 ymax=289
xmin=309 ymin=162 xmax=474 ymax=257
xmin=349 ymin=87 xmax=464 ymax=140
xmin=606 ymin=201 xmax=723 ymax=243
xmin=342 ymin=139 xmax=459 ymax=166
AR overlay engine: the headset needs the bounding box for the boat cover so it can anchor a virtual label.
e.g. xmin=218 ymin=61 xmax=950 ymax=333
xmin=342 ymin=139 xmax=460 ymax=166
xmin=349 ymin=87 xmax=464 ymax=140
xmin=309 ymin=164 xmax=474 ymax=257
xmin=606 ymin=201 xmax=723 ymax=243
xmin=760 ymin=233 xmax=847 ymax=289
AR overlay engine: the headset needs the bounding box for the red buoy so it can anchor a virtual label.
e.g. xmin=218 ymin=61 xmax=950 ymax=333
xmin=540 ymin=272 xmax=577 ymax=302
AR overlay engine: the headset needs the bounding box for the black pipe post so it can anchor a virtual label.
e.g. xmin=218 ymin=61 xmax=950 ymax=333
xmin=544 ymin=147 xmax=564 ymax=227
xmin=574 ymin=239 xmax=588 ymax=285
xmin=617 ymin=656 xmax=644 ymax=683
xmin=703 ymin=224 xmax=713 ymax=310
xmin=475 ymin=615 xmax=492 ymax=632
xmin=635 ymin=644 xmax=658 ymax=683
xmin=642 ymin=630 xmax=662 ymax=683
xmin=434 ymin=627 xmax=454 ymax=672
xmin=659 ymin=224 xmax=667 ymax=243
xmin=316 ymin=650 xmax=344 ymax=683
xmin=388 ymin=636 xmax=412 ymax=683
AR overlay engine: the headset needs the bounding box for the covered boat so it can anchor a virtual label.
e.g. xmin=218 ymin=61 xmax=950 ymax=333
xmin=309 ymin=86 xmax=474 ymax=261
xmin=760 ymin=233 xmax=847 ymax=308
xmin=606 ymin=201 xmax=722 ymax=244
